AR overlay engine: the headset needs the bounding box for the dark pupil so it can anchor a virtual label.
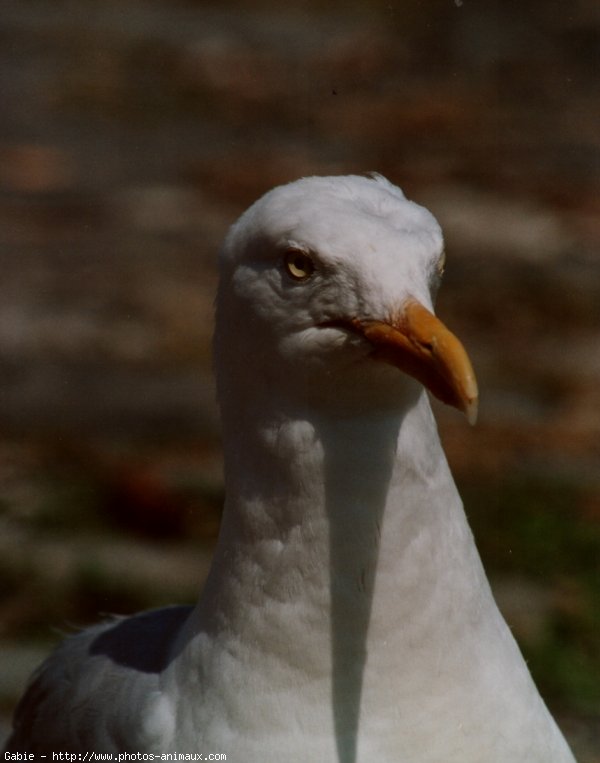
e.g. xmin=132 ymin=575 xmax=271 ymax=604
xmin=294 ymin=256 xmax=305 ymax=270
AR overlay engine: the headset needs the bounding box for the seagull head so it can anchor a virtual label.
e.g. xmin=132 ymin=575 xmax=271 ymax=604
xmin=215 ymin=174 xmax=477 ymax=423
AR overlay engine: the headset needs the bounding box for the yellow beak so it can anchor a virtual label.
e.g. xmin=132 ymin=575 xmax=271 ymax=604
xmin=345 ymin=299 xmax=478 ymax=424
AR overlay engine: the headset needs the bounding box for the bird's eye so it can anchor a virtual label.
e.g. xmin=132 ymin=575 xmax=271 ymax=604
xmin=284 ymin=249 xmax=315 ymax=281
xmin=436 ymin=251 xmax=446 ymax=278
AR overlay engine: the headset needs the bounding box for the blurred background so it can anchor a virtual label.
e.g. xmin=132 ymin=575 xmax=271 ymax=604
xmin=0 ymin=0 xmax=598 ymax=756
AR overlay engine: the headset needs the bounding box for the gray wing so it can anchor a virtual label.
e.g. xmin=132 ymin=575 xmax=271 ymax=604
xmin=4 ymin=606 xmax=193 ymax=753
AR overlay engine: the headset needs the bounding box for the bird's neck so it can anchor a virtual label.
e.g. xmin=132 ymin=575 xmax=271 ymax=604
xmin=181 ymin=391 xmax=488 ymax=690
xmin=167 ymin=393 xmax=556 ymax=761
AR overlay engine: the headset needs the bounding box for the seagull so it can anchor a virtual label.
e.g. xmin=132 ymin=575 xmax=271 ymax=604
xmin=5 ymin=174 xmax=575 ymax=762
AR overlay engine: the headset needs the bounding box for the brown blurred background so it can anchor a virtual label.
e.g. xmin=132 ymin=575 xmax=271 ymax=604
xmin=0 ymin=0 xmax=598 ymax=757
